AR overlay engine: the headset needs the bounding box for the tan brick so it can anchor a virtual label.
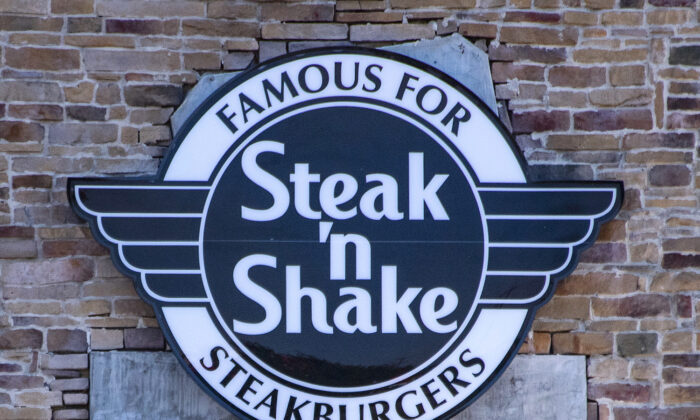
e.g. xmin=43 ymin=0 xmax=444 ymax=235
xmin=5 ymin=47 xmax=79 ymax=71
xmin=610 ymin=65 xmax=646 ymax=86
xmin=96 ymin=1 xmax=205 ymax=17
xmin=184 ymin=52 xmax=221 ymax=71
xmin=338 ymin=12 xmax=404 ymax=23
xmin=65 ymin=300 xmax=111 ymax=317
xmin=601 ymin=11 xmax=643 ymax=26
xmin=224 ymin=38 xmax=258 ymax=51
xmin=51 ymin=0 xmax=93 ymax=14
xmin=537 ymin=296 xmax=590 ymax=319
xmin=2 ymin=259 xmax=94 ymax=284
xmin=501 ymin=26 xmax=577 ymax=46
xmin=40 ymin=353 xmax=87 ymax=370
xmin=263 ymin=23 xmax=347 ymax=40
xmin=90 ymin=329 xmax=123 ymax=350
xmin=547 ymin=134 xmax=618 ymax=150
xmin=563 ymin=11 xmax=598 ymax=25
xmin=662 ymin=331 xmax=693 ymax=352
xmin=552 ymin=332 xmax=613 ymax=355
xmin=114 ymin=299 xmax=155 ymax=317
xmin=0 ymin=0 xmax=48 ymax=14
xmin=664 ymin=386 xmax=700 ymax=405
xmin=84 ymin=49 xmax=179 ymax=72
xmin=589 ymin=88 xmax=653 ymax=107
xmin=182 ymin=19 xmax=258 ymax=37
xmin=208 ymin=2 xmax=258 ymax=19
xmin=458 ymin=23 xmax=498 ymax=38
xmin=584 ymin=0 xmax=614 ymax=8
xmin=5 ymin=301 xmax=61 ymax=315
xmin=0 ymin=407 xmax=51 ymax=419
xmin=647 ymin=10 xmax=693 ymax=26
xmin=261 ymin=3 xmax=334 ymax=22
xmin=557 ymin=272 xmax=638 ymax=296
xmin=64 ymin=34 xmax=136 ymax=48
xmin=574 ymin=48 xmax=647 ymax=63
xmin=588 ymin=357 xmax=628 ymax=380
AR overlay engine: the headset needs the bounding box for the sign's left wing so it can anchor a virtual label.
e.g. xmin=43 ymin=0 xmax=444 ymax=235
xmin=69 ymin=181 xmax=211 ymax=303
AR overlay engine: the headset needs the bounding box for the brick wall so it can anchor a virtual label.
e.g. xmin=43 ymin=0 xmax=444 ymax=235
xmin=0 ymin=1 xmax=697 ymax=419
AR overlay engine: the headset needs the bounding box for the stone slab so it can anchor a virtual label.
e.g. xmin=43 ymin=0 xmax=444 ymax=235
xmin=170 ymin=34 xmax=498 ymax=136
xmin=90 ymin=352 xmax=585 ymax=419
xmin=382 ymin=34 xmax=499 ymax=114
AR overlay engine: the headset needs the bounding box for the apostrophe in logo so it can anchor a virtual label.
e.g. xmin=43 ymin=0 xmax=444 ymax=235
xmin=69 ymin=48 xmax=622 ymax=420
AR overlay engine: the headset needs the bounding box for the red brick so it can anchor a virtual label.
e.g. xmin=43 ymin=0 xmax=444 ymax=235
xmin=12 ymin=175 xmax=52 ymax=189
xmin=511 ymin=110 xmax=570 ymax=133
xmin=2 ymin=259 xmax=94 ymax=284
xmin=504 ymin=11 xmax=561 ymax=23
xmin=0 ymin=376 xmax=44 ymax=390
xmin=662 ymin=254 xmax=700 ymax=269
xmin=261 ymin=3 xmax=334 ymax=22
xmin=500 ymin=26 xmax=577 ymax=46
xmin=0 ymin=329 xmax=42 ymax=349
xmin=8 ymin=104 xmax=62 ymax=121
xmin=47 ymin=329 xmax=87 ymax=353
xmin=574 ymin=110 xmax=653 ymax=131
xmin=649 ymin=165 xmax=691 ymax=186
xmin=614 ymin=407 xmax=700 ymax=420
xmin=588 ymin=383 xmax=651 ymax=403
xmin=124 ymin=328 xmax=164 ymax=350
xmin=0 ymin=121 xmax=44 ymax=142
xmin=5 ymin=47 xmax=80 ymax=71
xmin=622 ymin=133 xmax=694 ymax=149
xmin=489 ymin=45 xmax=567 ymax=63
xmin=492 ymin=63 xmax=545 ymax=82
xmin=106 ymin=19 xmax=177 ymax=35
xmin=668 ymin=113 xmax=700 ymax=129
xmin=42 ymin=240 xmax=107 ymax=257
xmin=0 ymin=15 xmax=63 ymax=31
xmin=549 ymin=66 xmax=606 ymax=88
xmin=592 ymin=295 xmax=672 ymax=317
xmin=668 ymin=97 xmax=700 ymax=110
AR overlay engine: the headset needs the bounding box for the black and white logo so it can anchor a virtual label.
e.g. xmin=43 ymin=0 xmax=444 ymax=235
xmin=70 ymin=49 xmax=622 ymax=420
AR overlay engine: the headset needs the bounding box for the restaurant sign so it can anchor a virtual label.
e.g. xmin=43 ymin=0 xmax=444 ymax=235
xmin=70 ymin=49 xmax=622 ymax=420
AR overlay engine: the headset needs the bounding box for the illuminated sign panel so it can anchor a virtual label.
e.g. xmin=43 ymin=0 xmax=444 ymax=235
xmin=70 ymin=49 xmax=622 ymax=420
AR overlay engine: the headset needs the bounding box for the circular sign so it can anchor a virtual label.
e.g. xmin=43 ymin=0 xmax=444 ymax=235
xmin=70 ymin=48 xmax=622 ymax=420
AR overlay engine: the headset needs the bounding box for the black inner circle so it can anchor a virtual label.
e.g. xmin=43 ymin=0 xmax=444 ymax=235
xmin=203 ymin=106 xmax=484 ymax=388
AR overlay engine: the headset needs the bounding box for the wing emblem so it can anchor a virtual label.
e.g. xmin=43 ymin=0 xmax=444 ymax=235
xmin=70 ymin=181 xmax=621 ymax=307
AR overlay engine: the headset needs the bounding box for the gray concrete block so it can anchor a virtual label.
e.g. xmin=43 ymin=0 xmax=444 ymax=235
xmin=456 ymin=355 xmax=587 ymax=420
xmin=90 ymin=351 xmax=235 ymax=420
xmin=90 ymin=352 xmax=585 ymax=419
xmin=170 ymin=72 xmax=239 ymax=137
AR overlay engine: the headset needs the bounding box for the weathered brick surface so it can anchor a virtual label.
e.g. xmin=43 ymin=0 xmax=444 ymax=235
xmin=0 ymin=1 xmax=696 ymax=417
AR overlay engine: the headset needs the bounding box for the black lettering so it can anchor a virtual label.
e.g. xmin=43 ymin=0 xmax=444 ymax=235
xmin=239 ymin=93 xmax=264 ymax=123
xmin=437 ymin=366 xmax=470 ymax=397
xmin=440 ymin=102 xmax=471 ymax=135
xmin=254 ymin=389 xmax=278 ymax=418
xmin=420 ymin=378 xmax=446 ymax=409
xmin=335 ymin=61 xmax=360 ymax=90
xmin=396 ymin=390 xmax=425 ymax=419
xmin=460 ymin=349 xmax=485 ymax=377
xmin=338 ymin=405 xmax=347 ymax=420
xmin=314 ymin=402 xmax=333 ymax=420
xmin=216 ymin=104 xmax=238 ymax=134
xmin=284 ymin=396 xmax=311 ymax=420
xmin=262 ymin=72 xmax=299 ymax=107
xmin=299 ymin=64 xmax=329 ymax=93
xmin=199 ymin=346 xmax=228 ymax=371
xmin=220 ymin=359 xmax=247 ymax=387
xmin=369 ymin=401 xmax=390 ymax=420
xmin=235 ymin=375 xmax=262 ymax=404
xmin=362 ymin=64 xmax=383 ymax=93
xmin=396 ymin=73 xmax=418 ymax=100
xmin=416 ymin=85 xmax=447 ymax=115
